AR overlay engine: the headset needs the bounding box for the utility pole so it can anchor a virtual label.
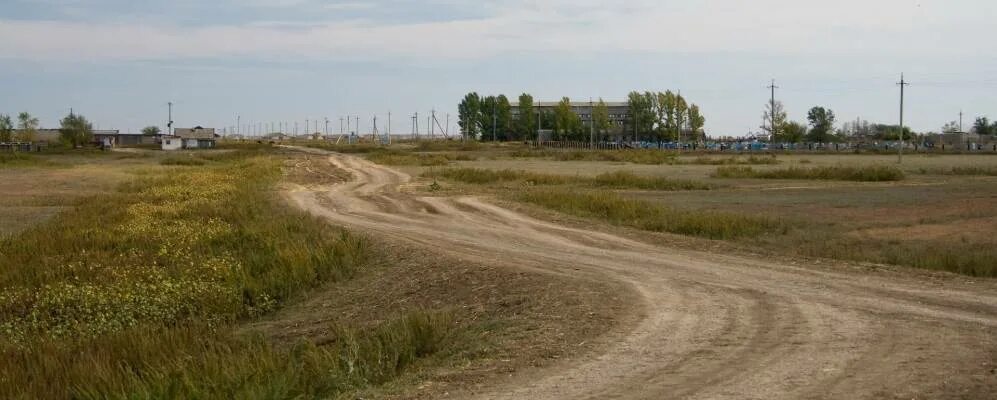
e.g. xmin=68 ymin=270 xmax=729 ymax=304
xmin=767 ymin=79 xmax=779 ymax=139
xmin=897 ymin=73 xmax=910 ymax=164
xmin=167 ymin=102 xmax=173 ymax=136
xmin=387 ymin=112 xmax=392 ymax=144
xmin=959 ymin=110 xmax=964 ymax=133
xmin=589 ymin=97 xmax=594 ymax=149
xmin=412 ymin=112 xmax=418 ymax=140
xmin=236 ymin=115 xmax=240 ymax=137
xmin=537 ymin=100 xmax=542 ymax=143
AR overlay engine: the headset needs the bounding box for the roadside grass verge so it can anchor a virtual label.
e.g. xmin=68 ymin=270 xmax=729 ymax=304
xmin=772 ymin=233 xmax=997 ymax=277
xmin=367 ymin=150 xmax=453 ymax=166
xmin=510 ymin=188 xmax=780 ymax=240
xmin=712 ymin=165 xmax=905 ymax=182
xmin=423 ymin=168 xmax=714 ymax=191
xmin=0 ymin=151 xmax=456 ymax=398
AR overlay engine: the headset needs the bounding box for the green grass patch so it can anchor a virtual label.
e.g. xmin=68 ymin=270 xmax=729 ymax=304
xmin=712 ymin=165 xmax=905 ymax=182
xmin=424 ymin=168 xmax=713 ymax=191
xmin=511 ymin=188 xmax=779 ymax=240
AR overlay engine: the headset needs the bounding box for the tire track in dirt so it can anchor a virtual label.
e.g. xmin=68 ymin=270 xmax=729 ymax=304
xmin=283 ymin=147 xmax=997 ymax=399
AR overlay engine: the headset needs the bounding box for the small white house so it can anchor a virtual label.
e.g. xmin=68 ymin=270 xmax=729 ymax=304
xmin=161 ymin=136 xmax=183 ymax=151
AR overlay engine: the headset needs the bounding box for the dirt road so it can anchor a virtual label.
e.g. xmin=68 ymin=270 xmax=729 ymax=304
xmin=284 ymin=148 xmax=997 ymax=399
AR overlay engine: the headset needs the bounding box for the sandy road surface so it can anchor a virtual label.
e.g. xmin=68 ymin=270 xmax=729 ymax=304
xmin=284 ymin=147 xmax=997 ymax=400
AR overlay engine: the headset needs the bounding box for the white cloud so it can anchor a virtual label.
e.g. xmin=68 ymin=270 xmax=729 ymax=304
xmin=0 ymin=0 xmax=991 ymax=63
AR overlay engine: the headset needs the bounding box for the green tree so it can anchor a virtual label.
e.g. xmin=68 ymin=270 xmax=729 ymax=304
xmin=16 ymin=112 xmax=39 ymax=142
xmin=553 ymin=97 xmax=581 ymax=140
xmin=592 ymin=98 xmax=611 ymax=139
xmin=495 ymin=95 xmax=513 ymax=141
xmin=458 ymin=92 xmax=481 ymax=140
xmin=674 ymin=94 xmax=688 ymax=141
xmin=516 ymin=93 xmax=535 ymax=141
xmin=973 ymin=117 xmax=993 ymax=135
xmin=628 ymin=91 xmax=655 ymax=142
xmin=761 ymin=100 xmax=788 ymax=137
xmin=480 ymin=96 xmax=498 ymax=141
xmin=656 ymin=91 xmax=676 ymax=140
xmin=687 ymin=104 xmax=705 ymax=142
xmin=776 ymin=121 xmax=807 ymax=143
xmin=59 ymin=112 xmax=93 ymax=147
xmin=806 ymin=106 xmax=836 ymax=142
xmin=0 ymin=114 xmax=13 ymax=142
xmin=142 ymin=126 xmax=162 ymax=136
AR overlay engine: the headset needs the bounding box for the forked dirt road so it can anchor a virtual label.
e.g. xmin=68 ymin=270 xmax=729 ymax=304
xmin=284 ymin=148 xmax=997 ymax=399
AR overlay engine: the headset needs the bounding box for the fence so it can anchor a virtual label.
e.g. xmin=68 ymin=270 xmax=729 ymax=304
xmin=527 ymin=140 xmax=997 ymax=154
xmin=0 ymin=142 xmax=42 ymax=152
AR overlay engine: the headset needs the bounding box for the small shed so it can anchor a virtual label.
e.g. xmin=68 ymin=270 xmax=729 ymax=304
xmin=161 ymin=136 xmax=183 ymax=151
xmin=173 ymin=127 xmax=218 ymax=149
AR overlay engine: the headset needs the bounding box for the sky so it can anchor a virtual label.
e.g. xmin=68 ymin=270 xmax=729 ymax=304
xmin=1 ymin=0 xmax=995 ymax=136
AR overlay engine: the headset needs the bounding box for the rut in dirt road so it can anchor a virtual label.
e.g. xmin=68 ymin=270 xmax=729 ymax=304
xmin=284 ymin=147 xmax=997 ymax=400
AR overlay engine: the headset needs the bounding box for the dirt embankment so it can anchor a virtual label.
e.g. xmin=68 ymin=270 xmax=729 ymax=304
xmin=281 ymin=148 xmax=997 ymax=400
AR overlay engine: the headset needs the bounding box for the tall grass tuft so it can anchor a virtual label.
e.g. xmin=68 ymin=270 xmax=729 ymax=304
xmin=712 ymin=165 xmax=905 ymax=182
xmin=2 ymin=311 xmax=452 ymax=399
xmin=512 ymin=188 xmax=779 ymax=239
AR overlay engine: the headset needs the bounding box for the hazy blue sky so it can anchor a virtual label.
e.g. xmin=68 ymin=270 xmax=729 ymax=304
xmin=1 ymin=0 xmax=994 ymax=136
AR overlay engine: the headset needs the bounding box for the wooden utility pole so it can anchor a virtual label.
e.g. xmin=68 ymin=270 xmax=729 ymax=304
xmin=898 ymin=73 xmax=910 ymax=164
xmin=767 ymin=79 xmax=779 ymax=139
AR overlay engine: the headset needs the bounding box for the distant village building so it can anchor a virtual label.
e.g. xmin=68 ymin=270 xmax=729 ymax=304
xmin=162 ymin=127 xmax=218 ymax=150
xmin=511 ymin=101 xmax=631 ymax=139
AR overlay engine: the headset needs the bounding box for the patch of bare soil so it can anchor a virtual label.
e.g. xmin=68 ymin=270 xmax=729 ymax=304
xmin=278 ymin=147 xmax=997 ymax=400
xmin=244 ymin=241 xmax=636 ymax=399
xmin=851 ymin=216 xmax=997 ymax=245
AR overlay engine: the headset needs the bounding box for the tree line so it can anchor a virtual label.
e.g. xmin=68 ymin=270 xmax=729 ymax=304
xmin=458 ymin=91 xmax=706 ymax=142
xmin=762 ymin=100 xmax=997 ymax=143
xmin=0 ymin=111 xmax=96 ymax=147
xmin=624 ymin=91 xmax=705 ymax=142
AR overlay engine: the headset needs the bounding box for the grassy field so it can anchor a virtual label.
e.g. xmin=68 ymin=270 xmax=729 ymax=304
xmin=0 ymin=149 xmax=442 ymax=398
xmin=332 ymin=142 xmax=997 ymax=277
xmin=0 ymin=146 xmax=629 ymax=398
